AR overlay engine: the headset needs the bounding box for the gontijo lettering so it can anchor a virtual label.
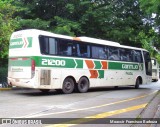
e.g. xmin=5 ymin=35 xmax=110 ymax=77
xmin=10 ymin=41 xmax=23 ymax=46
xmin=122 ymin=64 xmax=139 ymax=70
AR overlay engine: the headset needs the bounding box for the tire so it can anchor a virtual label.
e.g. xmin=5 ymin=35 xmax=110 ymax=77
xmin=135 ymin=78 xmax=140 ymax=89
xmin=155 ymin=79 xmax=158 ymax=82
xmin=62 ymin=77 xmax=75 ymax=94
xmin=40 ymin=89 xmax=50 ymax=93
xmin=114 ymin=86 xmax=119 ymax=89
xmin=77 ymin=77 xmax=89 ymax=93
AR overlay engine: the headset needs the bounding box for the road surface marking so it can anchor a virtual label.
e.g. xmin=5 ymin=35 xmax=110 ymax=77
xmin=46 ymin=103 xmax=147 ymax=127
xmin=24 ymin=91 xmax=157 ymax=118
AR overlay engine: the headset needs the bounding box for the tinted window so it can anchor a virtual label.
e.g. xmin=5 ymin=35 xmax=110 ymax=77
xmin=108 ymin=47 xmax=120 ymax=61
xmin=119 ymin=48 xmax=132 ymax=62
xmin=91 ymin=45 xmax=108 ymax=59
xmin=39 ymin=36 xmax=57 ymax=55
xmin=49 ymin=38 xmax=57 ymax=55
xmin=76 ymin=43 xmax=90 ymax=58
xmin=57 ymin=39 xmax=73 ymax=56
xmin=132 ymin=50 xmax=143 ymax=63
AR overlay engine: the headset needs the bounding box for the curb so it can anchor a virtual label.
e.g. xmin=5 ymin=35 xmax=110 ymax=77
xmin=150 ymin=92 xmax=160 ymax=127
xmin=153 ymin=105 xmax=160 ymax=118
xmin=0 ymin=87 xmax=12 ymax=91
xmin=131 ymin=90 xmax=160 ymax=127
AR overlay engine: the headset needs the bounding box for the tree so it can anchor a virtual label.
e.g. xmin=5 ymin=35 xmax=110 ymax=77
xmin=2 ymin=0 xmax=159 ymax=62
xmin=0 ymin=0 xmax=18 ymax=59
xmin=13 ymin=0 xmax=82 ymax=36
xmin=78 ymin=0 xmax=145 ymax=47
xmin=14 ymin=0 xmax=147 ymax=48
xmin=140 ymin=0 xmax=160 ymax=63
xmin=140 ymin=0 xmax=160 ymax=31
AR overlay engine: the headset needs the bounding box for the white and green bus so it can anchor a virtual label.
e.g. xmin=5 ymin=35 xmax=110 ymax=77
xmin=151 ymin=58 xmax=159 ymax=82
xmin=8 ymin=29 xmax=152 ymax=94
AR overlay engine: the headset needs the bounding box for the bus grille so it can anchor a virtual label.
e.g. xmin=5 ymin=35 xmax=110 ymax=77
xmin=40 ymin=70 xmax=51 ymax=85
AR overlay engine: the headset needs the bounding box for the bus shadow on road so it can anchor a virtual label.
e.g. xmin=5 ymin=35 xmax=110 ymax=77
xmin=12 ymin=86 xmax=149 ymax=97
xmin=88 ymin=86 xmax=148 ymax=92
xmin=13 ymin=88 xmax=57 ymax=96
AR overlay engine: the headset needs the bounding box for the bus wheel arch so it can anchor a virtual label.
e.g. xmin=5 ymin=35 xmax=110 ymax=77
xmin=135 ymin=76 xmax=143 ymax=89
xmin=62 ymin=76 xmax=75 ymax=94
xmin=77 ymin=76 xmax=90 ymax=93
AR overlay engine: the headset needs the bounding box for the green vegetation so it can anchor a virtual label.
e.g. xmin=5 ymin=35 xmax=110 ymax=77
xmin=0 ymin=67 xmax=8 ymax=85
xmin=0 ymin=0 xmax=159 ymax=63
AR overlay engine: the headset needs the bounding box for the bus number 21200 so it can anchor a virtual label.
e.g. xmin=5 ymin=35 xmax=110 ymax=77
xmin=41 ymin=59 xmax=66 ymax=66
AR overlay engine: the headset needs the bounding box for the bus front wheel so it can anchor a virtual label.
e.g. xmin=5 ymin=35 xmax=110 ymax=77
xmin=62 ymin=77 xmax=75 ymax=94
xmin=135 ymin=78 xmax=140 ymax=89
xmin=77 ymin=77 xmax=89 ymax=93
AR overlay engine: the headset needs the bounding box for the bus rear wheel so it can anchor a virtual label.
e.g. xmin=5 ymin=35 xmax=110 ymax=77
xmin=62 ymin=77 xmax=75 ymax=94
xmin=77 ymin=77 xmax=89 ymax=93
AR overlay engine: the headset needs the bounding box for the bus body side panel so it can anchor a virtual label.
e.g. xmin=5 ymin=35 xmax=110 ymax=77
xmin=98 ymin=62 xmax=144 ymax=87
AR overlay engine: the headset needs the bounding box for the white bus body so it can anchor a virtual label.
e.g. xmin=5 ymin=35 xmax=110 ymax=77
xmin=151 ymin=58 xmax=159 ymax=82
xmin=8 ymin=29 xmax=152 ymax=94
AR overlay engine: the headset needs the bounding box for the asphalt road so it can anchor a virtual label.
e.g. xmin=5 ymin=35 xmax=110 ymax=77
xmin=0 ymin=80 xmax=160 ymax=127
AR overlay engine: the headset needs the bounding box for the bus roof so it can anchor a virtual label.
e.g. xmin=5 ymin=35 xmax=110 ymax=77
xmin=13 ymin=29 xmax=148 ymax=52
xmin=75 ymin=36 xmax=147 ymax=52
xmin=75 ymin=36 xmax=120 ymax=46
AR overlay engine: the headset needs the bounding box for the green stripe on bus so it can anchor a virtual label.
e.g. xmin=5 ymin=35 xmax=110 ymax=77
xmin=9 ymin=38 xmax=23 ymax=49
xmin=75 ymin=59 xmax=83 ymax=68
xmin=9 ymin=59 xmax=31 ymax=66
xmin=34 ymin=56 xmax=83 ymax=69
xmin=9 ymin=37 xmax=33 ymax=49
xmin=108 ymin=62 xmax=139 ymax=70
xmin=27 ymin=37 xmax=33 ymax=47
xmin=94 ymin=61 xmax=101 ymax=69
xmin=98 ymin=70 xmax=104 ymax=78
xmin=9 ymin=56 xmax=143 ymax=73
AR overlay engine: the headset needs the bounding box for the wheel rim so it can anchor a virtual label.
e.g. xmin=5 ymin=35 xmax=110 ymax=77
xmin=64 ymin=81 xmax=72 ymax=91
xmin=78 ymin=77 xmax=89 ymax=93
xmin=80 ymin=80 xmax=87 ymax=89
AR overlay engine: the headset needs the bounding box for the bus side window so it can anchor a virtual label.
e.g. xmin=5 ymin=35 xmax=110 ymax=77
xmin=91 ymin=45 xmax=107 ymax=59
xmin=120 ymin=48 xmax=127 ymax=61
xmin=49 ymin=38 xmax=57 ymax=55
xmin=58 ymin=39 xmax=73 ymax=56
xmin=108 ymin=47 xmax=120 ymax=61
xmin=76 ymin=43 xmax=90 ymax=58
xmin=132 ymin=50 xmax=143 ymax=63
xmin=39 ymin=36 xmax=57 ymax=55
xmin=126 ymin=49 xmax=132 ymax=62
xmin=120 ymin=48 xmax=131 ymax=62
xmin=39 ymin=36 xmax=49 ymax=54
